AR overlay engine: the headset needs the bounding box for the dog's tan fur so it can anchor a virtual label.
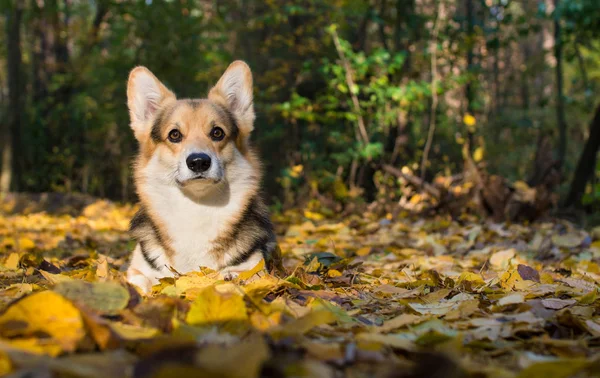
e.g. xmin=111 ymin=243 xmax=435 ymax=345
xmin=125 ymin=61 xmax=275 ymax=293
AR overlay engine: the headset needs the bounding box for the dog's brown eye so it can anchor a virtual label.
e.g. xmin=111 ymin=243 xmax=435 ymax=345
xmin=210 ymin=127 xmax=225 ymax=141
xmin=168 ymin=129 xmax=182 ymax=143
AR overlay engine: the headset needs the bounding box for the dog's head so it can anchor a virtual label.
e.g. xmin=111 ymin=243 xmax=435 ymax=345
xmin=127 ymin=61 xmax=255 ymax=194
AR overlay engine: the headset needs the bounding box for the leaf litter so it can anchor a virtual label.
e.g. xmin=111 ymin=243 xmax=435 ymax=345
xmin=0 ymin=201 xmax=599 ymax=377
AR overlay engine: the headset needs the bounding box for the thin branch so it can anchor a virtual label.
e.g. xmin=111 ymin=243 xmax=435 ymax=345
xmin=420 ymin=0 xmax=446 ymax=181
xmin=382 ymin=164 xmax=441 ymax=199
xmin=574 ymin=41 xmax=592 ymax=108
xmin=330 ymin=27 xmax=370 ymax=145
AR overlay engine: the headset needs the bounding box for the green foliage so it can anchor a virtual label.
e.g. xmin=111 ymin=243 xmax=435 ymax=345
xmin=1 ymin=0 xmax=600 ymax=207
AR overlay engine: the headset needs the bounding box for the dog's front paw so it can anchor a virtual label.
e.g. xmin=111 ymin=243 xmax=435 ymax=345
xmin=221 ymin=271 xmax=239 ymax=281
xmin=127 ymin=269 xmax=153 ymax=294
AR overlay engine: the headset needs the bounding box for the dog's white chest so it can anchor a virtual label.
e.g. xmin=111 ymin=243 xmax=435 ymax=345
xmin=148 ymin=186 xmax=242 ymax=273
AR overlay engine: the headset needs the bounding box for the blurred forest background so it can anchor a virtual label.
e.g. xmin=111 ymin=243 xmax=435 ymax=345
xmin=1 ymin=0 xmax=600 ymax=220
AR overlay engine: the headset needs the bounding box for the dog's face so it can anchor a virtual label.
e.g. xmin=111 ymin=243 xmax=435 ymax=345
xmin=127 ymin=62 xmax=255 ymax=194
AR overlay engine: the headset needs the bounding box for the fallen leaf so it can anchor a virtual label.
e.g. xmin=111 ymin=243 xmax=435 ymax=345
xmin=0 ymin=291 xmax=85 ymax=353
xmin=4 ymin=253 xmax=19 ymax=270
xmin=195 ymin=334 xmax=269 ymax=378
xmin=186 ymin=285 xmax=248 ymax=333
xmin=583 ymin=319 xmax=600 ymax=336
xmin=54 ymin=280 xmax=130 ymax=315
xmin=517 ymin=359 xmax=588 ymax=378
xmin=327 ymin=269 xmax=342 ymax=277
xmin=541 ymin=298 xmax=576 ymax=310
xmin=517 ymin=264 xmax=540 ymax=282
xmin=489 ymin=248 xmax=516 ymax=270
xmin=0 ymin=351 xmax=10 ymax=375
xmin=109 ymin=322 xmax=160 ymax=340
xmin=96 ymin=258 xmax=109 ymax=279
xmin=356 ymin=333 xmax=414 ymax=350
xmin=237 ymin=259 xmax=265 ymax=280
xmin=498 ymin=293 xmax=525 ymax=306
xmin=552 ymin=234 xmax=584 ymax=249
xmin=270 ymin=310 xmax=337 ymax=338
xmin=302 ymin=340 xmax=344 ymax=361
xmin=561 ymin=278 xmax=597 ymax=293
xmin=40 ymin=270 xmax=74 ymax=285
xmin=408 ymin=302 xmax=455 ymax=316
xmin=377 ymin=314 xmax=422 ymax=333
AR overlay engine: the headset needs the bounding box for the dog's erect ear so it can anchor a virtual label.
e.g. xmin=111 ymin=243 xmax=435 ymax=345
xmin=208 ymin=61 xmax=255 ymax=136
xmin=127 ymin=66 xmax=176 ymax=140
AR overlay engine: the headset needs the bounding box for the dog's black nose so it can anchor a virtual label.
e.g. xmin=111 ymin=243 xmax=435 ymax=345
xmin=186 ymin=153 xmax=212 ymax=173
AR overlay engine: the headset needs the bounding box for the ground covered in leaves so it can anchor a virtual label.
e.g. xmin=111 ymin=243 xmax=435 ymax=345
xmin=0 ymin=197 xmax=599 ymax=378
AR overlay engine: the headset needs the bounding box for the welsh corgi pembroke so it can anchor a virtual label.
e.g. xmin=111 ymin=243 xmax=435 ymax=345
xmin=125 ymin=61 xmax=276 ymax=293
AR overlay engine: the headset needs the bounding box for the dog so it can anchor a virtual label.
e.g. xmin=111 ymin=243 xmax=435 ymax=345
xmin=125 ymin=61 xmax=276 ymax=293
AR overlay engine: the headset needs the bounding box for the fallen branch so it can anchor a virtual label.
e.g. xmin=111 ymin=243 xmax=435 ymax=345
xmin=382 ymin=164 xmax=441 ymax=199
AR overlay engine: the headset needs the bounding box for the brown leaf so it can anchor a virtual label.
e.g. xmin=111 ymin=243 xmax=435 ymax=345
xmin=517 ymin=264 xmax=540 ymax=283
xmin=541 ymin=298 xmax=576 ymax=310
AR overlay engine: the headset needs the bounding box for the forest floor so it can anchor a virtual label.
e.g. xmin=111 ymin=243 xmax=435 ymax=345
xmin=0 ymin=196 xmax=599 ymax=378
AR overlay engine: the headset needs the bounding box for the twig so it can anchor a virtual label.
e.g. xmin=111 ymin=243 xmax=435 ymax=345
xmin=382 ymin=164 xmax=441 ymax=199
xmin=330 ymin=27 xmax=370 ymax=145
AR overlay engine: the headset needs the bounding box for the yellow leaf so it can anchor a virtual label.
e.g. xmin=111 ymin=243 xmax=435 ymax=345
xmin=355 ymin=247 xmax=371 ymax=256
xmin=500 ymin=268 xmax=528 ymax=291
xmin=540 ymin=272 xmax=554 ymax=284
xmin=4 ymin=253 xmax=19 ymax=270
xmin=237 ymin=259 xmax=265 ymax=280
xmin=377 ymin=314 xmax=422 ymax=333
xmin=457 ymin=272 xmax=485 ymax=287
xmin=250 ymin=311 xmax=283 ymax=331
xmin=96 ymin=258 xmax=109 ymax=279
xmin=463 ymin=113 xmax=476 ymax=127
xmin=304 ymin=210 xmax=324 ymax=221
xmin=186 ymin=285 xmax=248 ymax=332
xmin=40 ymin=270 xmax=74 ymax=285
xmin=356 ymin=333 xmax=414 ymax=350
xmin=5 ymin=337 xmax=63 ymax=357
xmin=327 ymin=269 xmax=342 ymax=278
xmin=0 ymin=291 xmax=85 ymax=353
xmin=290 ymin=164 xmax=304 ymax=178
xmin=109 ymin=322 xmax=159 ymax=340
xmin=0 ymin=284 xmax=33 ymax=300
xmin=243 ymin=275 xmax=282 ymax=302
xmin=0 ymin=351 xmax=10 ymax=375
xmin=517 ymin=359 xmax=588 ymax=378
xmin=444 ymin=299 xmax=479 ymax=321
xmin=473 ymin=146 xmax=485 ymax=162
xmin=489 ymin=249 xmax=516 ymax=271
xmin=161 ymin=271 xmax=216 ymax=299
xmin=577 ymin=290 xmax=597 ymax=305
xmin=18 ymin=237 xmax=36 ymax=250
xmin=270 ymin=310 xmax=337 ymax=339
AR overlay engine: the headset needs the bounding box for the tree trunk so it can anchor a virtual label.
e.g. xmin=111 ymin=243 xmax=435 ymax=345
xmin=554 ymin=0 xmax=568 ymax=167
xmin=1 ymin=1 xmax=24 ymax=195
xmin=465 ymin=0 xmax=475 ymax=150
xmin=564 ymin=104 xmax=600 ymax=208
xmin=521 ymin=44 xmax=530 ymax=110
